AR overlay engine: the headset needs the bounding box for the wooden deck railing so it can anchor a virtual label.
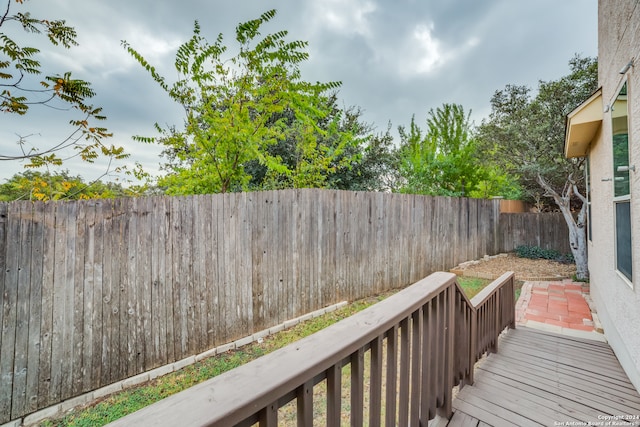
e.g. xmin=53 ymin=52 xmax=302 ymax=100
xmin=108 ymin=271 xmax=516 ymax=427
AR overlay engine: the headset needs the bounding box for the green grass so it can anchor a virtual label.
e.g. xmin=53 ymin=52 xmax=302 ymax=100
xmin=42 ymin=280 xmax=505 ymax=427
xmin=457 ymin=276 xmax=492 ymax=299
xmin=41 ymin=293 xmax=392 ymax=427
xmin=456 ymin=275 xmax=524 ymax=302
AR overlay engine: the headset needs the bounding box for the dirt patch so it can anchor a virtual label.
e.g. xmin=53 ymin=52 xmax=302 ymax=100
xmin=451 ymin=253 xmax=576 ymax=281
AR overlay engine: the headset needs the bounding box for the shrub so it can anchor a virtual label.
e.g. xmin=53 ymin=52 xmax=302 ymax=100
xmin=514 ymin=245 xmax=574 ymax=264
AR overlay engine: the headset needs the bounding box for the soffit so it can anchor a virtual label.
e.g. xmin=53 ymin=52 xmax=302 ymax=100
xmin=564 ymin=88 xmax=603 ymax=158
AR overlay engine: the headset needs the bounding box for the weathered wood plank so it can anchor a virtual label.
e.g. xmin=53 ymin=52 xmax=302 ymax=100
xmin=223 ymin=193 xmax=238 ymax=341
xmin=481 ymin=354 xmax=640 ymax=411
xmin=37 ymin=201 xmax=56 ymax=409
xmin=202 ymin=194 xmax=215 ymax=350
xmin=101 ymin=199 xmax=115 ymax=383
xmin=273 ymin=192 xmax=282 ymax=322
xmin=195 ymin=195 xmax=211 ymax=351
xmin=161 ymin=196 xmax=175 ymax=362
xmin=473 ymin=372 xmax=602 ymax=423
xmin=458 ymin=376 xmax=580 ymax=426
xmin=238 ymin=192 xmax=253 ymax=335
xmin=61 ymin=201 xmax=78 ymax=400
xmin=182 ymin=195 xmax=194 ymax=356
xmin=251 ymin=192 xmax=267 ymax=332
xmin=10 ymin=203 xmax=33 ymax=419
xmin=497 ymin=337 xmax=631 ymax=382
xmin=213 ymin=194 xmax=226 ymax=345
xmin=91 ymin=200 xmax=105 ymax=389
xmin=0 ymin=204 xmax=7 ymax=361
xmin=113 ymin=198 xmax=127 ymax=381
xmin=78 ymin=200 xmax=91 ymax=393
xmin=48 ymin=202 xmax=66 ymax=404
xmin=454 ymin=328 xmax=640 ymax=426
xmin=138 ymin=197 xmax=152 ymax=369
xmin=25 ymin=202 xmax=44 ymax=414
xmin=148 ymin=197 xmax=161 ymax=368
xmin=0 ymin=203 xmax=20 ymax=422
xmin=454 ymin=390 xmax=542 ymax=427
xmin=125 ymin=198 xmax=139 ymax=375
xmin=448 ymin=410 xmax=480 ymax=427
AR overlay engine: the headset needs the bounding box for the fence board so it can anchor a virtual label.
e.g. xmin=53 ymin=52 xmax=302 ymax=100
xmin=139 ymin=198 xmax=152 ymax=372
xmin=1 ymin=203 xmax=20 ymax=419
xmin=11 ymin=203 xmax=32 ymax=418
xmin=25 ymin=202 xmax=44 ymax=414
xmin=49 ymin=202 xmax=67 ymax=404
xmin=0 ymin=203 xmax=7 ymax=359
xmin=113 ymin=198 xmax=126 ymax=382
xmin=0 ymin=191 xmax=574 ymax=424
xmin=37 ymin=202 xmax=55 ymax=409
xmin=78 ymin=201 xmax=90 ymax=394
xmin=125 ymin=198 xmax=139 ymax=376
xmin=498 ymin=213 xmax=570 ymax=254
xmin=101 ymin=199 xmax=115 ymax=383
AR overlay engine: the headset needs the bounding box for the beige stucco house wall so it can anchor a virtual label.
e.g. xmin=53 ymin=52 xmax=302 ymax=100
xmin=567 ymin=0 xmax=640 ymax=391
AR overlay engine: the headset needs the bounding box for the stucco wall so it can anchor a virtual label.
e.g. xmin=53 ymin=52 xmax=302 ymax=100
xmin=591 ymin=0 xmax=640 ymax=391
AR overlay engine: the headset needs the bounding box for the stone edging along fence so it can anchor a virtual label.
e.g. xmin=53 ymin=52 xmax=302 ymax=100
xmin=9 ymin=301 xmax=347 ymax=427
xmin=0 ymin=189 xmax=569 ymax=424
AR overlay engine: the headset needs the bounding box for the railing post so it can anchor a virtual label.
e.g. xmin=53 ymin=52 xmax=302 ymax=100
xmin=258 ymin=402 xmax=278 ymax=427
xmin=468 ymin=305 xmax=477 ymax=387
xmin=327 ymin=364 xmax=341 ymax=425
xmin=351 ymin=348 xmax=364 ymax=427
xmin=492 ymin=291 xmax=500 ymax=354
xmin=437 ymin=285 xmax=455 ymax=419
xmin=297 ymin=380 xmax=313 ymax=426
xmin=509 ymin=276 xmax=516 ymax=329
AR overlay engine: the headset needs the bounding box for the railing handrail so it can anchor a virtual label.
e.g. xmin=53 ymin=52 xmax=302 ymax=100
xmin=108 ymin=271 xmax=515 ymax=426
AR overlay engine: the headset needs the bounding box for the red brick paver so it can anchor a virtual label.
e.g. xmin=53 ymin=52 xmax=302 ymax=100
xmin=515 ymin=280 xmax=595 ymax=332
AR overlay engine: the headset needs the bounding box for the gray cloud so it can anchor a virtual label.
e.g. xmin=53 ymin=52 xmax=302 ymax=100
xmin=0 ymin=0 xmax=597 ymax=183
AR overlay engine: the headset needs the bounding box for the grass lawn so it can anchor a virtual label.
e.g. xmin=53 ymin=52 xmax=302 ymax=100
xmin=42 ymin=278 xmax=499 ymax=426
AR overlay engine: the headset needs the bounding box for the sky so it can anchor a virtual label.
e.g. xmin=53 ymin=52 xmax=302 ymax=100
xmin=0 ymin=0 xmax=598 ymax=184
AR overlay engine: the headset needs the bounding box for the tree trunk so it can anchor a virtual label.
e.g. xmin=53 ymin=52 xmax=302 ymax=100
xmin=536 ymin=175 xmax=589 ymax=281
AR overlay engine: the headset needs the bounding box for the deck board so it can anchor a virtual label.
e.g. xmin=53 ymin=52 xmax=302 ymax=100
xmin=447 ymin=327 xmax=640 ymax=426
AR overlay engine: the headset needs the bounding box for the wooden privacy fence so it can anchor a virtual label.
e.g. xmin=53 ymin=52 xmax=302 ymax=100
xmin=0 ymin=189 xmax=563 ymax=423
xmin=499 ymin=212 xmax=570 ymax=254
xmin=108 ymin=272 xmax=516 ymax=426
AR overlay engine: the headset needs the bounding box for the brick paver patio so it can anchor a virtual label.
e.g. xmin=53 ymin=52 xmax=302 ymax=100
xmin=515 ymin=280 xmax=596 ymax=332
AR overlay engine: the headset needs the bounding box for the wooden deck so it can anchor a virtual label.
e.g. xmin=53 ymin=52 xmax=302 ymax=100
xmin=434 ymin=327 xmax=640 ymax=427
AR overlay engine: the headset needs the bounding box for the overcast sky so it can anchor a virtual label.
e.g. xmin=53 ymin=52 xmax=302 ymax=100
xmin=0 ymin=0 xmax=598 ymax=184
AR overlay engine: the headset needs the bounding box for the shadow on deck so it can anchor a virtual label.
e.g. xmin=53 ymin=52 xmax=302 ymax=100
xmin=433 ymin=327 xmax=640 ymax=427
xmin=108 ymin=272 xmax=640 ymax=427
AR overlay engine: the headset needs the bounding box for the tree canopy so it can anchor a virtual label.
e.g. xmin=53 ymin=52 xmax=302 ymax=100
xmin=0 ymin=170 xmax=132 ymax=201
xmin=477 ymin=55 xmax=598 ymax=208
xmin=396 ymin=103 xmax=517 ymax=198
xmin=476 ymin=55 xmax=598 ymax=279
xmin=124 ymin=10 xmax=361 ymax=194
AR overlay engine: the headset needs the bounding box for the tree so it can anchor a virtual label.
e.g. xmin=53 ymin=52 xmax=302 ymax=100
xmin=0 ymin=0 xmax=126 ymax=169
xmin=124 ymin=10 xmax=356 ymax=194
xmin=326 ymin=120 xmax=400 ymax=192
xmin=397 ymin=104 xmax=486 ymax=196
xmin=477 ymin=55 xmax=598 ymax=280
xmin=243 ymin=97 xmax=400 ymax=192
xmin=0 ymin=170 xmax=132 ymax=201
